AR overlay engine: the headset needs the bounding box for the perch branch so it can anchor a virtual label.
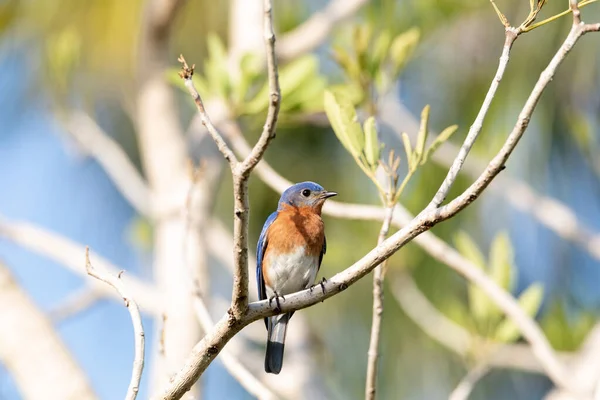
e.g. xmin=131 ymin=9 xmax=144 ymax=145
xmin=85 ymin=247 xmax=145 ymax=400
xmin=193 ymin=292 xmax=279 ymax=400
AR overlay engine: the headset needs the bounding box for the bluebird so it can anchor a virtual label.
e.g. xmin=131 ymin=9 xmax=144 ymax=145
xmin=256 ymin=181 xmax=337 ymax=374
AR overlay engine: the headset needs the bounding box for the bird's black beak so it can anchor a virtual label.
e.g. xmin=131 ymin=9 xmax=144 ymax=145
xmin=321 ymin=191 xmax=338 ymax=199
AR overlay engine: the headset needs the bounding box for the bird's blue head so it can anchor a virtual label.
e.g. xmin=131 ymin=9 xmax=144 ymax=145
xmin=278 ymin=181 xmax=337 ymax=212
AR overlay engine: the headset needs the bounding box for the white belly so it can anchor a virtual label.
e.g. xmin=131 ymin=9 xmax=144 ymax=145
xmin=265 ymin=246 xmax=319 ymax=296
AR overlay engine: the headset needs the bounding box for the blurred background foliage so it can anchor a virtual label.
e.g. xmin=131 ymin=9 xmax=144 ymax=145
xmin=1 ymin=0 xmax=600 ymax=399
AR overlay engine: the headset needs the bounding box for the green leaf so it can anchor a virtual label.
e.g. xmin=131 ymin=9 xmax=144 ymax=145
xmin=401 ymin=133 xmax=413 ymax=170
xmin=413 ymin=105 xmax=430 ymax=166
xmin=245 ymin=55 xmax=319 ymax=114
xmin=454 ymin=231 xmax=491 ymax=322
xmin=363 ymin=117 xmax=380 ymax=169
xmin=353 ymin=24 xmax=373 ymax=70
xmin=324 ymin=90 xmax=365 ymax=159
xmin=422 ymin=124 xmax=458 ymax=164
xmin=369 ymin=30 xmax=392 ymax=77
xmin=389 ymin=27 xmax=420 ymax=77
xmin=489 ymin=232 xmax=515 ymax=292
xmin=332 ymin=46 xmax=361 ymax=81
xmin=494 ymin=283 xmax=544 ymax=343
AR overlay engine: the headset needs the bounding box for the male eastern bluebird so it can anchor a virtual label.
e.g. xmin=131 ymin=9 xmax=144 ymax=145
xmin=256 ymin=181 xmax=337 ymax=374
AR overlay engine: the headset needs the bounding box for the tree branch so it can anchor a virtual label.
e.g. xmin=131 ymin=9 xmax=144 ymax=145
xmin=380 ymin=96 xmax=600 ymax=263
xmin=48 ymin=285 xmax=105 ymax=322
xmin=179 ymin=0 xmax=281 ymax=319
xmin=86 ymin=247 xmax=145 ymax=400
xmin=0 ymin=216 xmax=160 ymax=314
xmin=427 ymin=27 xmax=518 ymax=210
xmin=449 ymin=363 xmax=491 ymax=400
xmin=365 ymin=205 xmax=394 ymax=400
xmin=63 ymin=111 xmax=152 ymax=218
xmin=192 ymin=292 xmax=279 ymax=400
xmin=0 ymin=262 xmax=98 ymax=399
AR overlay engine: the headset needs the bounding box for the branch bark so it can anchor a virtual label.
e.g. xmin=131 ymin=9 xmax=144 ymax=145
xmin=0 ymin=262 xmax=97 ymax=400
xmin=426 ymin=27 xmax=518 ymax=210
xmin=365 ymin=206 xmax=394 ymax=400
xmin=0 ymin=216 xmax=160 ymax=314
xmin=192 ymin=292 xmax=279 ymax=400
xmin=178 ymin=0 xmax=281 ymax=320
xmin=86 ymin=248 xmax=145 ymax=400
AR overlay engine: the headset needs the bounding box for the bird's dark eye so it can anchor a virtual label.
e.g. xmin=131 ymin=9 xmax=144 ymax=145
xmin=301 ymin=189 xmax=311 ymax=197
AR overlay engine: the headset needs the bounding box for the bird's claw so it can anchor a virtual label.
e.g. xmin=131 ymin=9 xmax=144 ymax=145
xmin=268 ymin=291 xmax=285 ymax=314
xmin=309 ymin=277 xmax=328 ymax=294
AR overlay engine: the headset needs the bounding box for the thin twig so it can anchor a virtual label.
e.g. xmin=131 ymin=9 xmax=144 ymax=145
xmin=178 ymin=56 xmax=238 ymax=166
xmin=228 ymin=0 xmax=281 ymax=319
xmin=427 ymin=27 xmax=518 ymax=210
xmin=48 ymin=285 xmax=105 ymax=322
xmin=365 ymin=205 xmax=394 ymax=400
xmin=238 ymin=0 xmax=280 ymax=177
xmin=192 ymin=292 xmax=279 ymax=400
xmin=449 ymin=363 xmax=491 ymax=400
xmin=85 ymin=247 xmax=145 ymax=400
xmin=0 ymin=216 xmax=160 ymax=314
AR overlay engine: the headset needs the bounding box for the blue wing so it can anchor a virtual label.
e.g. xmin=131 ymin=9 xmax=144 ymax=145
xmin=318 ymin=235 xmax=327 ymax=271
xmin=257 ymin=211 xmax=278 ymax=329
xmin=257 ymin=211 xmax=279 ymax=302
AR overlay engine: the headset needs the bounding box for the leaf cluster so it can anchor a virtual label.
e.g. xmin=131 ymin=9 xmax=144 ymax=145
xmin=167 ymin=33 xmax=326 ymax=119
xmin=331 ymin=25 xmax=420 ymax=111
xmin=454 ymin=231 xmax=544 ymax=344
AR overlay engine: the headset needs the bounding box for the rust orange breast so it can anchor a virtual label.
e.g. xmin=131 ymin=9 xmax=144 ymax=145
xmin=265 ymin=204 xmax=325 ymax=258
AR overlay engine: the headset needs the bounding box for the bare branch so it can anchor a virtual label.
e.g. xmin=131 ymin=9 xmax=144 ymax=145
xmin=436 ymin=13 xmax=600 ymax=223
xmin=178 ymin=57 xmax=238 ymax=166
xmin=85 ymin=248 xmax=145 ymax=400
xmin=391 ymin=273 xmax=471 ymax=356
xmin=193 ymin=292 xmax=279 ymax=400
xmin=0 ymin=262 xmax=97 ymax=399
xmin=277 ymin=0 xmax=369 ymax=60
xmin=63 ymin=111 xmax=152 ymax=218
xmin=449 ymin=363 xmax=491 ymax=400
xmin=0 ymin=216 xmax=160 ymax=314
xmin=427 ymin=27 xmax=518 ymax=210
xmin=49 ymin=285 xmax=105 ymax=322
xmin=237 ymin=0 xmax=281 ymax=177
xmin=380 ymin=97 xmax=600 ymax=263
xmin=365 ymin=205 xmax=394 ymax=400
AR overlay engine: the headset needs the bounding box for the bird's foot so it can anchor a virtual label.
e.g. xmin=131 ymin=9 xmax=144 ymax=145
xmin=268 ymin=291 xmax=285 ymax=314
xmin=309 ymin=277 xmax=328 ymax=294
